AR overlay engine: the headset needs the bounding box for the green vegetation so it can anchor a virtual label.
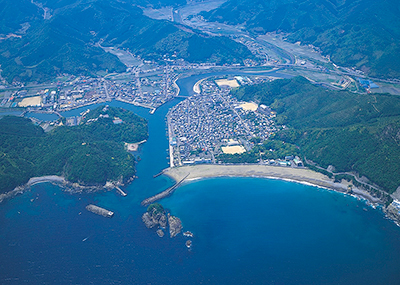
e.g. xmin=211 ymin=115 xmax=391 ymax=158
xmin=218 ymin=152 xmax=258 ymax=164
xmin=217 ymin=139 xmax=299 ymax=164
xmin=231 ymin=77 xmax=400 ymax=193
xmin=0 ymin=106 xmax=148 ymax=194
xmin=147 ymin=203 xmax=165 ymax=215
xmin=205 ymin=0 xmax=400 ymax=78
xmin=0 ymin=0 xmax=253 ymax=83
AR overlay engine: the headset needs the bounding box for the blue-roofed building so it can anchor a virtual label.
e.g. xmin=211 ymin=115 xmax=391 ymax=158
xmin=357 ymin=78 xmax=379 ymax=89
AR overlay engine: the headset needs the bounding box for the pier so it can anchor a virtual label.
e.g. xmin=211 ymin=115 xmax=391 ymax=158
xmin=141 ymin=173 xmax=190 ymax=206
xmin=86 ymin=204 xmax=114 ymax=218
xmin=115 ymin=186 xmax=127 ymax=196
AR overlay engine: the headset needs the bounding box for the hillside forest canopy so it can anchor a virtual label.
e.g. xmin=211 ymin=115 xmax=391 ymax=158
xmin=0 ymin=0 xmax=253 ymax=83
xmin=0 ymin=106 xmax=148 ymax=194
xmin=204 ymin=0 xmax=400 ymax=78
xmin=230 ymin=76 xmax=400 ymax=194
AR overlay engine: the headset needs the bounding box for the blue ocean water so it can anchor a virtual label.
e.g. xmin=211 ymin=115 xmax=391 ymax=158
xmin=1 ymin=73 xmax=400 ymax=284
xmin=1 ymin=178 xmax=400 ymax=284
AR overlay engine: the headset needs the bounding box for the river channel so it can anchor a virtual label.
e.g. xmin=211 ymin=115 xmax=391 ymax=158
xmin=1 ymin=70 xmax=400 ymax=284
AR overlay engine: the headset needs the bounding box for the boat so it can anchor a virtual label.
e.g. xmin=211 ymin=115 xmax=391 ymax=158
xmin=185 ymin=240 xmax=192 ymax=248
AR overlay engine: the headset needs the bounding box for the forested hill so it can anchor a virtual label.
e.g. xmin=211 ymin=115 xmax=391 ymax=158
xmin=0 ymin=0 xmax=253 ymax=83
xmin=204 ymin=0 xmax=400 ymax=79
xmin=232 ymin=77 xmax=400 ymax=193
xmin=0 ymin=106 xmax=148 ymax=194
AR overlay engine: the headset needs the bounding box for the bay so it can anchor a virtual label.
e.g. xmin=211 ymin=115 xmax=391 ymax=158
xmin=1 ymin=72 xmax=400 ymax=284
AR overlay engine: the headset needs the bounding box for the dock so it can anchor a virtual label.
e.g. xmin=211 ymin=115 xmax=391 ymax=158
xmin=115 ymin=186 xmax=127 ymax=196
xmin=86 ymin=204 xmax=114 ymax=218
xmin=141 ymin=173 xmax=190 ymax=206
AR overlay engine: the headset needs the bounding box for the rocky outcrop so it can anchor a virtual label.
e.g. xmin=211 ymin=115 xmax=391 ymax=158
xmin=159 ymin=213 xmax=167 ymax=228
xmin=142 ymin=212 xmax=157 ymax=228
xmin=168 ymin=214 xmax=182 ymax=238
xmin=383 ymin=203 xmax=400 ymax=226
xmin=142 ymin=209 xmax=167 ymax=229
xmin=157 ymin=229 xmax=165 ymax=237
xmin=142 ymin=203 xmax=183 ymax=238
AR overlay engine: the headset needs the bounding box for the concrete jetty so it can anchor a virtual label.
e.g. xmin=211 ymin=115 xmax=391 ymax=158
xmin=115 ymin=186 xmax=127 ymax=196
xmin=86 ymin=204 xmax=114 ymax=218
xmin=153 ymin=170 xmax=165 ymax=178
xmin=141 ymin=173 xmax=189 ymax=206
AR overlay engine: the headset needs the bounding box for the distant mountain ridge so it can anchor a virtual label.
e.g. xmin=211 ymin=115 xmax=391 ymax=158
xmin=0 ymin=0 xmax=253 ymax=83
xmin=204 ymin=0 xmax=400 ymax=78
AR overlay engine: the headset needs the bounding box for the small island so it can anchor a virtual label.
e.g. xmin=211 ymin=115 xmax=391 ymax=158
xmin=0 ymin=106 xmax=148 ymax=198
xmin=142 ymin=203 xmax=184 ymax=239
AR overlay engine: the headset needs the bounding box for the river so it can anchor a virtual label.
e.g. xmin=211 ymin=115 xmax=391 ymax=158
xmin=1 ymin=72 xmax=400 ymax=284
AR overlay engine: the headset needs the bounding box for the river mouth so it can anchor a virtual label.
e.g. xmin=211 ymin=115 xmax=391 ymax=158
xmin=1 ymin=72 xmax=400 ymax=284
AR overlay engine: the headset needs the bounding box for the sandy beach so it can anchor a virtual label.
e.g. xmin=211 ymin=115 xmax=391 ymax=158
xmin=164 ymin=164 xmax=381 ymax=203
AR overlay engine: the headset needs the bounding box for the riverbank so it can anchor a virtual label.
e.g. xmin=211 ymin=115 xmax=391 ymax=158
xmin=163 ymin=164 xmax=382 ymax=204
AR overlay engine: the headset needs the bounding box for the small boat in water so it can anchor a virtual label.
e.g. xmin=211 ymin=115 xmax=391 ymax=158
xmin=186 ymin=240 xmax=192 ymax=249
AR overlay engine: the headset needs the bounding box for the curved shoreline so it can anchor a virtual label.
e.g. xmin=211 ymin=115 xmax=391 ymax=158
xmin=163 ymin=164 xmax=382 ymax=204
xmin=0 ymin=175 xmax=122 ymax=203
xmin=0 ymin=176 xmax=65 ymax=203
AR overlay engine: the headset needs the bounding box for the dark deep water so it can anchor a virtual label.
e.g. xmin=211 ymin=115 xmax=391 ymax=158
xmin=1 ymin=72 xmax=400 ymax=284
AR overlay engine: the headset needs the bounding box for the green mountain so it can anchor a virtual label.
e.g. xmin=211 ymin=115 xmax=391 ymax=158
xmin=0 ymin=106 xmax=148 ymax=194
xmin=0 ymin=0 xmax=253 ymax=83
xmin=204 ymin=0 xmax=400 ymax=78
xmin=232 ymin=76 xmax=400 ymax=194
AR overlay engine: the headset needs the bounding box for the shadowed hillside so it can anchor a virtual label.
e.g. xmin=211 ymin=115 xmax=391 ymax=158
xmin=205 ymin=0 xmax=400 ymax=78
xmin=0 ymin=0 xmax=253 ymax=83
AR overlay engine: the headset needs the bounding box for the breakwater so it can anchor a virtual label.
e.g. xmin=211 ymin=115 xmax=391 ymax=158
xmin=141 ymin=173 xmax=190 ymax=206
xmin=153 ymin=170 xmax=165 ymax=178
xmin=86 ymin=204 xmax=114 ymax=217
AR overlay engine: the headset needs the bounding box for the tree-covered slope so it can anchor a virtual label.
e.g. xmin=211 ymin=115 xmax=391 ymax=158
xmin=232 ymin=77 xmax=400 ymax=193
xmin=0 ymin=0 xmax=253 ymax=83
xmin=0 ymin=106 xmax=148 ymax=194
xmin=205 ymin=0 xmax=400 ymax=78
